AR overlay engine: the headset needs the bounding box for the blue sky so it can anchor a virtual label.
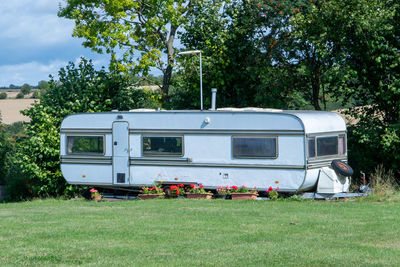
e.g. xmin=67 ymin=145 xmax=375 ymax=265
xmin=0 ymin=0 xmax=109 ymax=87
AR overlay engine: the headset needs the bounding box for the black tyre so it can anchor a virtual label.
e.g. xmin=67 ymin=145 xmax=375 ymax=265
xmin=331 ymin=160 xmax=354 ymax=177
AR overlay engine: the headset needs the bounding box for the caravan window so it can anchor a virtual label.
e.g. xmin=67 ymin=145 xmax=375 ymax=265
xmin=317 ymin=136 xmax=338 ymax=156
xmin=66 ymin=136 xmax=104 ymax=155
xmin=232 ymin=137 xmax=277 ymax=158
xmin=308 ymin=134 xmax=347 ymax=158
xmin=142 ymin=136 xmax=183 ymax=156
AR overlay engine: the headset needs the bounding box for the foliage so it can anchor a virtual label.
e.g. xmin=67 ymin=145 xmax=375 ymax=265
xmin=21 ymin=83 xmax=32 ymax=95
xmin=37 ymin=80 xmax=49 ymax=91
xmin=16 ymin=92 xmax=24 ymax=99
xmin=59 ymin=0 xmax=192 ymax=100
xmin=267 ymin=186 xmax=279 ymax=199
xmin=90 ymin=188 xmax=102 ymax=199
xmin=187 ymin=184 xmax=209 ymax=194
xmin=216 ymin=186 xmax=231 ymax=195
xmin=168 ymin=184 xmax=185 ymax=196
xmin=0 ymin=92 xmax=7 ymax=99
xmin=31 ymin=91 xmax=40 ymax=99
xmin=141 ymin=185 xmax=164 ymax=194
xmin=9 ymin=58 xmax=160 ymax=200
xmin=230 ymin=185 xmax=257 ymax=194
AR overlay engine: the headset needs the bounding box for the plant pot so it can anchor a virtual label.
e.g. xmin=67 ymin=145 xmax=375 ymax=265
xmin=138 ymin=193 xmax=164 ymax=200
xmin=230 ymin=192 xmax=258 ymax=200
xmin=92 ymin=195 xmax=102 ymax=201
xmin=186 ymin=193 xmax=213 ymax=199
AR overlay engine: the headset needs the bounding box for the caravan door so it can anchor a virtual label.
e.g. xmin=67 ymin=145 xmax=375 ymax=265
xmin=112 ymin=121 xmax=130 ymax=185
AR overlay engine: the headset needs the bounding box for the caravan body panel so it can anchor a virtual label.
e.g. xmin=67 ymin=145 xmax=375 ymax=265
xmin=60 ymin=109 xmax=349 ymax=193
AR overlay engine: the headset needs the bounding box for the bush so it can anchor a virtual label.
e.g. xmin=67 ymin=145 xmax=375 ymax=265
xmin=0 ymin=92 xmax=7 ymax=99
xmin=31 ymin=91 xmax=40 ymax=99
xmin=21 ymin=83 xmax=32 ymax=95
xmin=10 ymin=58 xmax=161 ymax=200
xmin=16 ymin=92 xmax=24 ymax=99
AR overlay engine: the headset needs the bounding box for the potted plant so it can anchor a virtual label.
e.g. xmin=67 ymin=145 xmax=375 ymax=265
xmin=267 ymin=186 xmax=279 ymax=199
xmin=90 ymin=188 xmax=102 ymax=201
xmin=216 ymin=186 xmax=231 ymax=199
xmin=230 ymin=185 xmax=258 ymax=200
xmin=186 ymin=184 xmax=213 ymax=199
xmin=167 ymin=184 xmax=185 ymax=198
xmin=138 ymin=185 xmax=165 ymax=200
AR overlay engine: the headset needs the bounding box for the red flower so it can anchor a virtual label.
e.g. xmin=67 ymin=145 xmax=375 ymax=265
xmin=176 ymin=190 xmax=180 ymax=195
xmin=178 ymin=184 xmax=184 ymax=187
xmin=199 ymin=185 xmax=204 ymax=188
xmin=190 ymin=184 xmax=195 ymax=188
xmin=232 ymin=186 xmax=238 ymax=190
xmin=276 ymin=187 xmax=279 ymax=191
xmin=170 ymin=185 xmax=178 ymax=190
xmin=267 ymin=186 xmax=273 ymax=192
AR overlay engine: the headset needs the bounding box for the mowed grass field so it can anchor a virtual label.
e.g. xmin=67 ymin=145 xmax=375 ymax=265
xmin=1 ymin=198 xmax=400 ymax=266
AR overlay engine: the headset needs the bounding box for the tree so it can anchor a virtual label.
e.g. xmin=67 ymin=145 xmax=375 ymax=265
xmin=174 ymin=0 xmax=308 ymax=110
xmin=59 ymin=0 xmax=192 ymax=101
xmin=38 ymin=80 xmax=49 ymax=91
xmin=21 ymin=83 xmax=32 ymax=95
xmin=0 ymin=92 xmax=7 ymax=99
xmin=11 ymin=59 xmax=160 ymax=199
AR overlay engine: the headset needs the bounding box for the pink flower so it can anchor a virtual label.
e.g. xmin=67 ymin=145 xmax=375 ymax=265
xmin=90 ymin=188 xmax=97 ymax=193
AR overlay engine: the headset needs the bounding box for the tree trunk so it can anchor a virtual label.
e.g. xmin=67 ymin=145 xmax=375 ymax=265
xmin=312 ymin=64 xmax=321 ymax=110
xmin=161 ymin=25 xmax=177 ymax=102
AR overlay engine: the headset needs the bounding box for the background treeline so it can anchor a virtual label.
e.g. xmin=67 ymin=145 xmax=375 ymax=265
xmin=0 ymin=0 xmax=399 ymax=200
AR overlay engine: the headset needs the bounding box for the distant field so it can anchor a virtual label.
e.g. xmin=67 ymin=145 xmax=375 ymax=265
xmin=0 ymin=199 xmax=399 ymax=266
xmin=0 ymin=99 xmax=37 ymax=124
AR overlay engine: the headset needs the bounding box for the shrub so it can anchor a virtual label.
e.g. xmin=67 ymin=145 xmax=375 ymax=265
xmin=369 ymin=165 xmax=398 ymax=196
xmin=16 ymin=92 xmax=24 ymax=99
xmin=11 ymin=58 xmax=161 ymax=200
xmin=31 ymin=91 xmax=40 ymax=99
xmin=0 ymin=92 xmax=7 ymax=99
xmin=21 ymin=83 xmax=32 ymax=95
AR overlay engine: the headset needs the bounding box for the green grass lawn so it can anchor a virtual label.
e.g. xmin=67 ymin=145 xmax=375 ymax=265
xmin=1 ymin=198 xmax=400 ymax=266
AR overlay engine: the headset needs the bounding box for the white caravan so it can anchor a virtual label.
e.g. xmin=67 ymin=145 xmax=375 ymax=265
xmin=60 ymin=108 xmax=352 ymax=194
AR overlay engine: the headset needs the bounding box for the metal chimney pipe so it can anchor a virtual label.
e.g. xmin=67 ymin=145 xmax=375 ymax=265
xmin=211 ymin=88 xmax=217 ymax=111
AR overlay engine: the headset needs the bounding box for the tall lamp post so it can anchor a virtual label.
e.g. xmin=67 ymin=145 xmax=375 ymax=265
xmin=178 ymin=50 xmax=203 ymax=110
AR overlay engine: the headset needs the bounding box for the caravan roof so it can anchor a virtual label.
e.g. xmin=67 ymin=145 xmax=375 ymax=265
xmin=61 ymin=108 xmax=346 ymax=135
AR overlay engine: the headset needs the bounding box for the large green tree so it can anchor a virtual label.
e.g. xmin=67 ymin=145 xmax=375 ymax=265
xmin=10 ymin=59 xmax=160 ymax=199
xmin=59 ymin=0 xmax=192 ymax=101
xmin=172 ymin=0 xmax=292 ymax=109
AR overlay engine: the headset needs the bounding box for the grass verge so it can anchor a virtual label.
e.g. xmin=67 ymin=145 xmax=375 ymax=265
xmin=1 ymin=198 xmax=400 ymax=266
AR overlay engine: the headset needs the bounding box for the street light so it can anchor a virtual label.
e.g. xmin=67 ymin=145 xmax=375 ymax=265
xmin=178 ymin=50 xmax=203 ymax=110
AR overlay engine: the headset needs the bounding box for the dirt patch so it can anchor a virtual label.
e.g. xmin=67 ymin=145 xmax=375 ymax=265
xmin=0 ymin=99 xmax=38 ymax=124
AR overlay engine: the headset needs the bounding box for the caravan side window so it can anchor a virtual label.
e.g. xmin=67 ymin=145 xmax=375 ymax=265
xmin=142 ymin=136 xmax=183 ymax=156
xmin=66 ymin=136 xmax=104 ymax=155
xmin=308 ymin=134 xmax=347 ymax=158
xmin=232 ymin=136 xmax=277 ymax=158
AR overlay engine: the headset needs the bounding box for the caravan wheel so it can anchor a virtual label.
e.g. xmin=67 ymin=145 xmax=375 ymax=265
xmin=331 ymin=160 xmax=354 ymax=177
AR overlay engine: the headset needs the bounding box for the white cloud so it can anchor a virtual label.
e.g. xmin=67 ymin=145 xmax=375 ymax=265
xmin=0 ymin=0 xmax=74 ymax=46
xmin=0 ymin=57 xmax=110 ymax=87
xmin=0 ymin=60 xmax=67 ymax=86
